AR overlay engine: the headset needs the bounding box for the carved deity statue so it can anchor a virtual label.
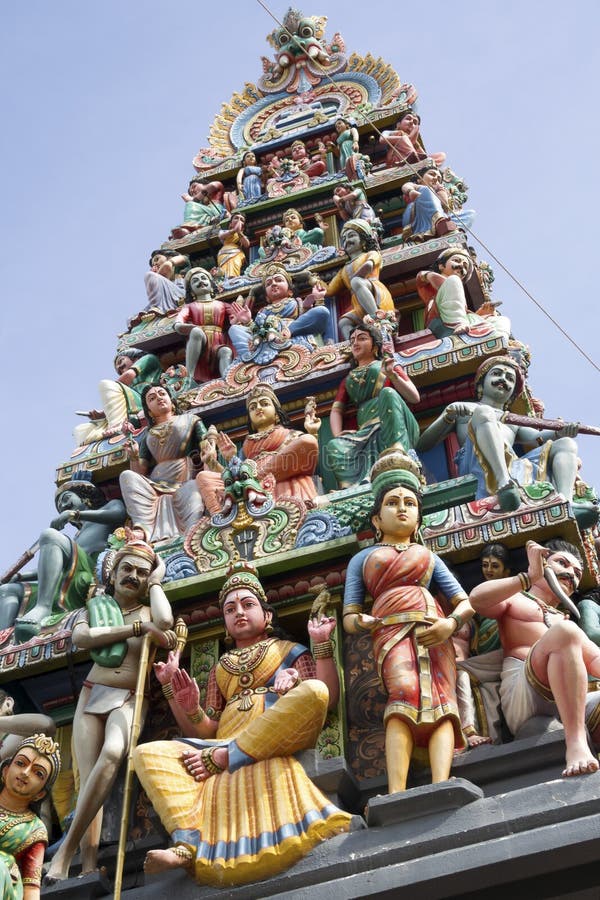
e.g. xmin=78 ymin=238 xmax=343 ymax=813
xmin=343 ymin=455 xmax=473 ymax=792
xmin=45 ymin=541 xmax=175 ymax=883
xmin=133 ymin=560 xmax=352 ymax=886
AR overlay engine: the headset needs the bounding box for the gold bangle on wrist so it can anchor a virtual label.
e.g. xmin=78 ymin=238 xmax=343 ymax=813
xmin=162 ymin=682 xmax=174 ymax=700
xmin=187 ymin=707 xmax=205 ymax=724
xmin=355 ymin=615 xmax=370 ymax=632
xmin=312 ymin=641 xmax=334 ymax=659
xmin=518 ymin=572 xmax=532 ymax=592
xmin=448 ymin=611 xmax=463 ymax=632
xmin=132 ymin=620 xmax=142 ymax=638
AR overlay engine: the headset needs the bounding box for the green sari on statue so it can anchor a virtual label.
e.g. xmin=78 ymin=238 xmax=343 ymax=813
xmin=0 ymin=808 xmax=47 ymax=899
xmin=326 ymin=360 xmax=420 ymax=485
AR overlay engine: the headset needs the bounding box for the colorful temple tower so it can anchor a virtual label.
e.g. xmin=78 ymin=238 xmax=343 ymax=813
xmin=2 ymin=8 xmax=600 ymax=898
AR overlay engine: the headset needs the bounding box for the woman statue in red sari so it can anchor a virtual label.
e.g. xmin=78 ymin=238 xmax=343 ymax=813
xmin=196 ymin=383 xmax=321 ymax=512
xmin=343 ymin=453 xmax=474 ymax=793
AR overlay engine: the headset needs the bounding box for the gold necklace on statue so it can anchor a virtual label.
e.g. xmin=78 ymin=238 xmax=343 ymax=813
xmin=220 ymin=638 xmax=276 ymax=711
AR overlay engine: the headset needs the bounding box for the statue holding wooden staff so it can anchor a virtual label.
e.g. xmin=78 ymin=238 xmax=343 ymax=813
xmin=417 ymin=355 xmax=597 ymax=524
xmin=44 ymin=540 xmax=176 ymax=885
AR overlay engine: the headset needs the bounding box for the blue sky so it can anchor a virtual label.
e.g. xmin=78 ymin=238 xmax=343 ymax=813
xmin=1 ymin=0 xmax=599 ymax=570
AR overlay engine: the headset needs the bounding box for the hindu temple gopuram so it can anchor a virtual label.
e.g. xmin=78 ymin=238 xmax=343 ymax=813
xmin=2 ymin=8 xmax=600 ymax=899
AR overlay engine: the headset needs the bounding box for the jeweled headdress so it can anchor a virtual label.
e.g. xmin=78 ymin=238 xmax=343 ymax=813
xmin=218 ymin=559 xmax=268 ymax=608
xmin=245 ymin=383 xmax=279 ymax=409
xmin=262 ymin=263 xmax=293 ymax=287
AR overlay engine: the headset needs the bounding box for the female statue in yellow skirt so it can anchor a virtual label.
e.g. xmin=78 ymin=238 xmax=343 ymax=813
xmin=133 ymin=561 xmax=352 ymax=887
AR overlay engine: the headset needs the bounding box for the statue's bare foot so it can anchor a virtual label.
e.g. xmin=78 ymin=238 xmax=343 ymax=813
xmin=467 ymin=734 xmax=493 ymax=748
xmin=562 ymin=743 xmax=600 ymax=777
xmin=43 ymin=864 xmax=68 ymax=885
xmin=182 ymin=746 xmax=228 ymax=781
xmin=144 ymin=848 xmax=192 ymax=875
xmin=78 ymin=866 xmax=106 ymax=879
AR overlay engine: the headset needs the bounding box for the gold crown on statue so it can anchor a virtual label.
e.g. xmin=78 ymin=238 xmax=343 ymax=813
xmin=218 ymin=559 xmax=268 ymax=608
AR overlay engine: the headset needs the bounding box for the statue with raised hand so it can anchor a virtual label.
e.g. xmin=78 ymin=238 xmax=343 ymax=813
xmin=133 ymin=560 xmax=351 ymax=887
xmin=470 ymin=538 xmax=600 ymax=778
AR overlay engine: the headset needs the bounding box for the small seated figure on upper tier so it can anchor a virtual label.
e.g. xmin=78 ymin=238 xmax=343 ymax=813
xmin=328 ymin=117 xmax=370 ymax=180
xmin=227 ymin=264 xmax=330 ymax=363
xmin=197 ymin=383 xmax=321 ymax=511
xmin=236 ymin=150 xmax=263 ymax=201
xmin=170 ymin=180 xmax=227 ymax=239
xmin=119 ymin=385 xmax=206 ymax=543
xmin=381 ymin=110 xmax=446 ymax=168
xmin=417 ymin=355 xmax=583 ymax=513
xmin=174 ymin=267 xmax=233 ymax=384
xmin=401 ymin=178 xmax=458 ymax=242
xmin=289 ymin=138 xmax=327 ymax=177
xmin=333 ymin=184 xmax=382 ymax=231
xmin=326 ymin=322 xmax=420 ymax=487
xmin=217 ymin=211 xmax=249 ymax=279
xmin=323 ymin=219 xmax=394 ymax=341
xmin=281 ymin=207 xmax=327 ymax=246
xmin=416 ymin=248 xmax=511 ymax=341
xmin=74 ymin=348 xmax=163 ymax=445
xmin=330 ymin=116 xmax=359 ymax=175
xmin=138 ymin=249 xmax=190 ymax=320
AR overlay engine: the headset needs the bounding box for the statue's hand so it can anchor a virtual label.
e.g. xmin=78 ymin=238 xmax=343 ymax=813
xmin=308 ymin=615 xmax=336 ymax=643
xmin=416 ymin=618 xmax=456 ymax=648
xmin=444 ymin=402 xmax=472 ymax=423
xmin=141 ymin=621 xmax=174 ymax=647
xmin=272 ymin=667 xmax=301 ymax=694
xmin=228 ymin=298 xmax=251 ymax=325
xmin=49 ymin=510 xmax=73 ymax=531
xmin=171 ymin=667 xmax=200 ymax=713
xmin=124 ymin=437 xmax=140 ymax=461
xmin=525 ymin=539 xmax=548 ymax=586
xmin=357 ymin=613 xmax=382 ymax=632
xmin=216 ymin=431 xmax=236 ymax=461
xmin=304 ymin=403 xmax=321 ymax=435
xmin=555 ymin=421 xmax=579 ymax=438
xmin=200 ymin=439 xmax=218 ymax=469
xmin=148 ymin=556 xmax=166 ymax=587
xmin=153 ymin=650 xmax=181 ymax=685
